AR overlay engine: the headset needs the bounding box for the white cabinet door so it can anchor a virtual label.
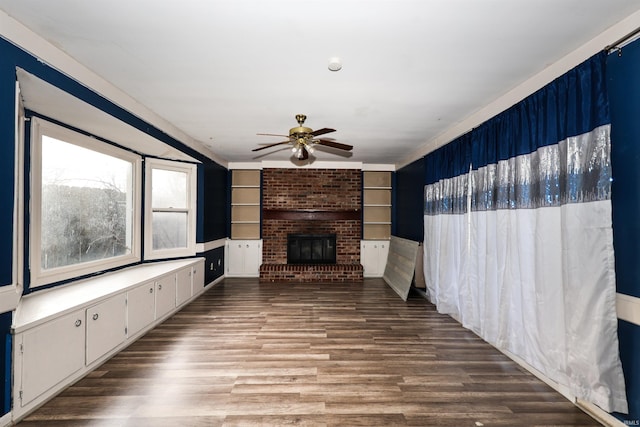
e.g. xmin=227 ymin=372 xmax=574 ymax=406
xmin=85 ymin=294 xmax=127 ymax=365
xmin=379 ymin=241 xmax=390 ymax=274
xmin=227 ymin=240 xmax=262 ymax=277
xmin=155 ymin=274 xmax=176 ymax=319
xmin=226 ymin=240 xmax=245 ymax=276
xmin=244 ymin=240 xmax=262 ymax=276
xmin=127 ymin=282 xmax=155 ymax=337
xmin=192 ymin=260 xmax=205 ymax=294
xmin=361 ymin=240 xmax=390 ymax=277
xmin=19 ymin=309 xmax=85 ymax=406
xmin=176 ymin=267 xmax=192 ymax=306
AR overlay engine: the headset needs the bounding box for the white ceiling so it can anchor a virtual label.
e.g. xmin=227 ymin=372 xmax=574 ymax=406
xmin=2 ymin=1 xmax=640 ymax=166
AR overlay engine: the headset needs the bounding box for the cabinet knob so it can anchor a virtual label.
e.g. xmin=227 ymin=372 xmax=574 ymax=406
xmin=158 ymin=284 xmax=162 ymax=290
xmin=238 ymin=244 xmax=242 ymax=248
xmin=75 ymin=319 xmax=82 ymax=327
xmin=246 ymin=244 xmax=249 ymax=248
xmin=92 ymin=313 xmax=99 ymax=321
xmin=149 ymin=287 xmax=153 ymax=293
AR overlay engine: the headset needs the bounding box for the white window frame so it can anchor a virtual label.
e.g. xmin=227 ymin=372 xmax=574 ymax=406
xmin=30 ymin=117 xmax=142 ymax=288
xmin=144 ymin=158 xmax=197 ymax=260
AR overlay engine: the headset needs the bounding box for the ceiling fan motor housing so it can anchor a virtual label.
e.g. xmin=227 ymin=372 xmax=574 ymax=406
xmin=289 ymin=126 xmax=313 ymax=138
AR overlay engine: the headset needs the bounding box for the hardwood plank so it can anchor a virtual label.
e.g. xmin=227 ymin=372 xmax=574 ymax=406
xmin=16 ymin=279 xmax=602 ymax=426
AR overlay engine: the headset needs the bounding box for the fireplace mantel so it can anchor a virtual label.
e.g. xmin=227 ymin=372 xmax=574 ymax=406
xmin=262 ymin=209 xmax=360 ymax=221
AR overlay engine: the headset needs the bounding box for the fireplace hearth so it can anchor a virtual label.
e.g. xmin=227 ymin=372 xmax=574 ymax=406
xmin=287 ymin=234 xmax=336 ymax=264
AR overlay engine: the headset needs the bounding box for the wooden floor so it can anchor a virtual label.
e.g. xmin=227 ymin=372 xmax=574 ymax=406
xmin=17 ymin=279 xmax=601 ymax=427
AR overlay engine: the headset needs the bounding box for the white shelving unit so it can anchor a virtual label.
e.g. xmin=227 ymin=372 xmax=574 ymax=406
xmin=230 ymin=169 xmax=261 ymax=240
xmin=363 ymin=171 xmax=392 ymax=240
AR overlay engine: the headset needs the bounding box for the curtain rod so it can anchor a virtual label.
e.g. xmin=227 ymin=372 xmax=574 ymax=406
xmin=605 ymin=27 xmax=640 ymax=52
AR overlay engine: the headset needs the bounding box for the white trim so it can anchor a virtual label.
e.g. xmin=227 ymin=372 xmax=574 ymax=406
xmin=396 ymin=9 xmax=640 ymax=169
xmin=0 ymin=411 xmax=11 ymax=427
xmin=30 ymin=117 xmax=143 ymax=288
xmin=0 ymin=10 xmax=226 ymax=168
xmin=228 ymin=162 xmax=263 ymax=170
xmin=144 ymin=158 xmax=198 ymax=260
xmin=362 ymin=163 xmax=395 ymax=171
xmin=196 ymin=238 xmax=227 ymax=253
xmin=13 ymin=80 xmax=24 ymax=298
xmin=206 ymin=274 xmax=225 ymax=288
xmin=229 ymin=161 xmax=396 ymax=171
xmin=0 ymin=285 xmax=20 ymax=315
xmin=576 ymin=399 xmax=627 ymax=427
xmin=261 ymin=160 xmax=363 ymax=169
xmin=617 ymin=293 xmax=640 ymax=326
xmin=501 ymin=348 xmax=625 ymax=427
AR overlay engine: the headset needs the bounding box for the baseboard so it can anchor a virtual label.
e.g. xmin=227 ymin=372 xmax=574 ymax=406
xmin=0 ymin=411 xmax=11 ymax=427
xmin=500 ymin=349 xmax=625 ymax=427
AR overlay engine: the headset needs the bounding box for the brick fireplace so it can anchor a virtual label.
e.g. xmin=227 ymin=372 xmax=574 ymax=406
xmin=259 ymin=168 xmax=364 ymax=282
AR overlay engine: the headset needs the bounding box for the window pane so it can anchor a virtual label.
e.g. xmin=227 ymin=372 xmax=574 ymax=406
xmin=41 ymin=136 xmax=133 ymax=270
xmin=152 ymin=211 xmax=187 ymax=250
xmin=152 ymin=169 xmax=187 ymax=208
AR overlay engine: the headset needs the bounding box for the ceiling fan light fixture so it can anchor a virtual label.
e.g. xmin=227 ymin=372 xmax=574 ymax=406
xmin=328 ymin=57 xmax=342 ymax=72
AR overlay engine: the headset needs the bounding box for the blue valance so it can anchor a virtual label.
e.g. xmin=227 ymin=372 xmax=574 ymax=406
xmin=425 ymin=51 xmax=609 ymax=183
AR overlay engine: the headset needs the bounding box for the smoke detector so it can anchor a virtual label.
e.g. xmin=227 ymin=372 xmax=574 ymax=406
xmin=328 ymin=57 xmax=342 ymax=72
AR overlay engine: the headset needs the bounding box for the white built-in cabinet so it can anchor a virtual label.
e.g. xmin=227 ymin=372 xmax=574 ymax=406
xmin=85 ymin=293 xmax=127 ymax=365
xmin=155 ymin=273 xmax=177 ymax=319
xmin=230 ymin=169 xmax=261 ymax=239
xmin=226 ymin=239 xmax=262 ymax=277
xmin=12 ymin=258 xmax=205 ymax=421
xmin=18 ymin=309 xmax=85 ymax=406
xmin=176 ymin=267 xmax=193 ymax=306
xmin=227 ymin=169 xmax=262 ymax=277
xmin=127 ymin=282 xmax=155 ymax=337
xmin=361 ymin=240 xmax=390 ymax=277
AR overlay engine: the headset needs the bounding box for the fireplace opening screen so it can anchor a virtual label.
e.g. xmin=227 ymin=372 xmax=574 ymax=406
xmin=287 ymin=234 xmax=336 ymax=264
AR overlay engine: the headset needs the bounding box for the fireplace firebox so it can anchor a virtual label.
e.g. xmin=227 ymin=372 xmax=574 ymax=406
xmin=287 ymin=234 xmax=336 ymax=264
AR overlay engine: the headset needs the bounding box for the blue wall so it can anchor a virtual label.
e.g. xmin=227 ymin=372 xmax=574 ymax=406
xmin=395 ymin=158 xmax=425 ymax=242
xmin=197 ymin=161 xmax=227 ymax=285
xmin=0 ymin=44 xmax=16 ymax=289
xmin=198 ymin=162 xmax=228 ymax=243
xmin=0 ymin=35 xmax=228 ymax=417
xmin=608 ymin=40 xmax=640 ymax=423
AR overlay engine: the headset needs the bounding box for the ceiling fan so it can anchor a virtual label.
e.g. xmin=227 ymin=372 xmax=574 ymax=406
xmin=253 ymin=114 xmax=353 ymax=160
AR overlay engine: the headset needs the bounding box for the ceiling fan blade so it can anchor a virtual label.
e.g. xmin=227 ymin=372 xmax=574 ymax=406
xmin=309 ymin=128 xmax=335 ymax=137
xmin=315 ymin=139 xmax=353 ymax=151
xmin=252 ymin=141 xmax=290 ymax=152
xmin=257 ymin=133 xmax=290 ymax=137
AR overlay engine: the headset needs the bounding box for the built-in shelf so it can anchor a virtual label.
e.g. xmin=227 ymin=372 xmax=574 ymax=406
xmin=231 ymin=170 xmax=261 ymax=239
xmin=363 ymin=171 xmax=392 ymax=240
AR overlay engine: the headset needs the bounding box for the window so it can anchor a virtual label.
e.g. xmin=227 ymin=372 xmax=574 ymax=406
xmin=30 ymin=118 xmax=141 ymax=287
xmin=144 ymin=158 xmax=197 ymax=260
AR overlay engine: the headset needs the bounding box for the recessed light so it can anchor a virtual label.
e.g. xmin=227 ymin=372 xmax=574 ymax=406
xmin=328 ymin=57 xmax=342 ymax=72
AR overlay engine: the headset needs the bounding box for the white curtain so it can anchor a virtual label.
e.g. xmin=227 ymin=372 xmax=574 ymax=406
xmin=424 ymin=123 xmax=628 ymax=413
